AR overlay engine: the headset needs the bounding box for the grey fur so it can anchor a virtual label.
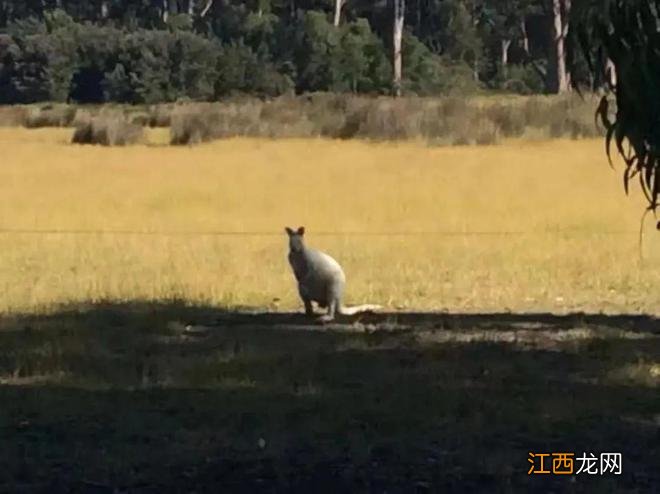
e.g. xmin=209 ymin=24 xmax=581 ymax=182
xmin=285 ymin=226 xmax=380 ymax=321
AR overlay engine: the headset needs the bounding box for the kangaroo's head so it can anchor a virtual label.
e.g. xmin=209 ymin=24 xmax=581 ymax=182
xmin=285 ymin=226 xmax=306 ymax=252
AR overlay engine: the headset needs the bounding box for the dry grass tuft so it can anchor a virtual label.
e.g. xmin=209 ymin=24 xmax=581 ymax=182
xmin=25 ymin=104 xmax=77 ymax=128
xmin=0 ymin=94 xmax=603 ymax=145
xmin=168 ymin=94 xmax=601 ymax=145
xmin=0 ymin=105 xmax=28 ymax=127
xmin=72 ymin=115 xmax=144 ymax=146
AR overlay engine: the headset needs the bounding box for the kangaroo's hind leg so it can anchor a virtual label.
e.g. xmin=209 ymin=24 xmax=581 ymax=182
xmin=318 ymin=298 xmax=337 ymax=323
xmin=303 ymin=298 xmax=314 ymax=316
xmin=298 ymin=283 xmax=315 ymax=316
xmin=318 ymin=282 xmax=341 ymax=323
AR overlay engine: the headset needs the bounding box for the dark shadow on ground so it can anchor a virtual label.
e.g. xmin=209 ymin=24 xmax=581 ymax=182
xmin=0 ymin=302 xmax=658 ymax=493
xmin=210 ymin=310 xmax=659 ymax=333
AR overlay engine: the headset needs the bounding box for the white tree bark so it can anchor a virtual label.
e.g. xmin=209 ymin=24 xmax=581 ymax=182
xmin=333 ymin=0 xmax=344 ymax=27
xmin=521 ymin=18 xmax=529 ymax=56
xmin=100 ymin=0 xmax=109 ymax=18
xmin=393 ymin=0 xmax=405 ymax=97
xmin=501 ymin=38 xmax=512 ymax=77
xmin=200 ymin=0 xmax=214 ymax=18
xmin=549 ymin=0 xmax=570 ymax=93
xmin=605 ymin=57 xmax=617 ymax=88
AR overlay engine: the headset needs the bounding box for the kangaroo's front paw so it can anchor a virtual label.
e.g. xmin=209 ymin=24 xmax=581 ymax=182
xmin=317 ymin=314 xmax=335 ymax=324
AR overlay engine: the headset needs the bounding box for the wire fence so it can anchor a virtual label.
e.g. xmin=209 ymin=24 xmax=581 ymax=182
xmin=0 ymin=228 xmax=646 ymax=237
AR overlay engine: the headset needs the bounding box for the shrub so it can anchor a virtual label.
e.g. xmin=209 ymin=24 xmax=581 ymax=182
xmin=24 ymin=104 xmax=77 ymax=127
xmin=499 ymin=64 xmax=546 ymax=95
xmin=522 ymin=94 xmax=599 ymax=139
xmin=474 ymin=119 xmax=501 ymax=145
xmin=170 ymin=112 xmax=210 ymax=145
xmin=520 ymin=97 xmax=558 ymax=131
xmin=304 ymin=93 xmax=365 ymax=138
xmin=333 ymin=18 xmax=391 ymax=94
xmin=289 ymin=11 xmax=391 ymax=95
xmin=170 ymin=104 xmax=261 ymax=144
xmin=1 ymin=11 xmax=78 ymax=103
xmin=166 ymin=31 xmax=219 ymax=101
xmin=170 ymin=99 xmax=317 ymax=144
xmin=0 ymin=33 xmax=74 ymax=103
xmin=163 ymin=94 xmax=599 ymax=145
xmin=356 ymin=98 xmax=424 ymax=140
xmin=292 ymin=11 xmax=340 ymax=93
xmin=402 ymin=33 xmax=480 ymax=96
xmin=72 ymin=115 xmax=144 ymax=146
xmin=147 ymin=105 xmax=174 ymax=127
xmin=127 ymin=111 xmax=150 ymax=126
xmin=3 ymin=16 xmax=229 ymax=105
xmin=216 ymin=42 xmax=293 ymax=97
xmin=485 ymin=104 xmax=526 ymax=138
xmin=0 ymin=105 xmax=28 ymax=126
xmin=1 ymin=94 xmax=583 ymax=146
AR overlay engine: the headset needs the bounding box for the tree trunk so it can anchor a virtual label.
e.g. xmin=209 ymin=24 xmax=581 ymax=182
xmin=547 ymin=0 xmax=570 ymax=93
xmin=393 ymin=0 xmax=405 ymax=97
xmin=521 ymin=18 xmax=529 ymax=56
xmin=333 ymin=0 xmax=343 ymax=27
xmin=188 ymin=0 xmax=195 ymax=15
xmin=501 ymin=39 xmax=512 ymax=77
xmin=606 ymin=57 xmax=617 ymax=88
xmin=200 ymin=0 xmax=213 ymax=17
xmin=100 ymin=0 xmax=109 ymax=19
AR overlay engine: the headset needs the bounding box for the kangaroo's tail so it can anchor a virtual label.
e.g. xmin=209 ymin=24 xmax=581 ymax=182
xmin=339 ymin=304 xmax=382 ymax=316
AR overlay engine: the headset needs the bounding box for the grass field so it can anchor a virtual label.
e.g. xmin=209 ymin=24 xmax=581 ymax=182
xmin=0 ymin=127 xmax=657 ymax=315
xmin=1 ymin=126 xmax=659 ymax=492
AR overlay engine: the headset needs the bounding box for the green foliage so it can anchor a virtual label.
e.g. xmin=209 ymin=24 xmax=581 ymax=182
xmin=168 ymin=31 xmax=219 ymax=100
xmin=0 ymin=35 xmax=49 ymax=103
xmin=570 ymin=0 xmax=660 ymax=213
xmin=444 ymin=1 xmax=482 ymax=67
xmin=334 ymin=18 xmax=391 ymax=93
xmin=6 ymin=16 xmax=47 ymax=38
xmin=414 ymin=0 xmax=483 ymax=67
xmin=166 ymin=13 xmax=194 ymax=32
xmin=216 ymin=41 xmax=293 ymax=97
xmin=293 ymin=11 xmax=340 ymax=92
xmin=3 ymin=30 xmax=76 ymax=102
xmin=402 ymin=32 xmax=480 ymax=96
xmin=0 ymin=1 xmax=599 ymax=103
xmin=291 ymin=11 xmax=391 ymax=94
xmin=495 ymin=64 xmax=546 ymax=94
xmin=243 ymin=11 xmax=280 ymax=56
xmin=1 ymin=18 xmax=224 ymax=104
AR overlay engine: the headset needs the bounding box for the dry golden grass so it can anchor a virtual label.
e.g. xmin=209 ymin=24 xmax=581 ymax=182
xmin=0 ymin=127 xmax=658 ymax=315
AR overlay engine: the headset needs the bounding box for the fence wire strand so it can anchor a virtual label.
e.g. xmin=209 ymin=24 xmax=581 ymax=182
xmin=0 ymin=228 xmax=644 ymax=237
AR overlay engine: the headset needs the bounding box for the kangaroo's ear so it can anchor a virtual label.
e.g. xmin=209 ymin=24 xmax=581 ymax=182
xmin=285 ymin=227 xmax=294 ymax=236
xmin=297 ymin=226 xmax=305 ymax=235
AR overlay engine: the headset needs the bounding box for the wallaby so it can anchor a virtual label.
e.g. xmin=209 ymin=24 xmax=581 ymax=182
xmin=285 ymin=226 xmax=381 ymax=322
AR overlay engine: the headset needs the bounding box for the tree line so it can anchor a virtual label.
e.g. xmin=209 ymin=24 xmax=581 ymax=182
xmin=0 ymin=0 xmax=585 ymax=104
